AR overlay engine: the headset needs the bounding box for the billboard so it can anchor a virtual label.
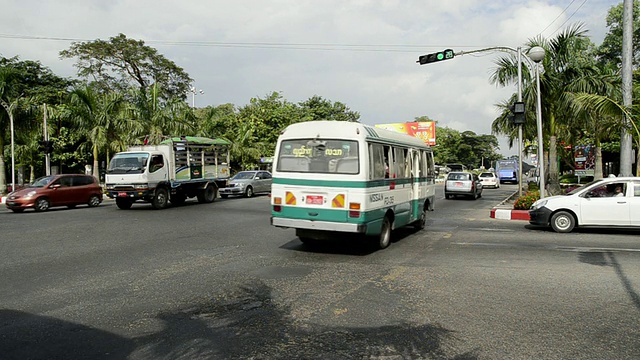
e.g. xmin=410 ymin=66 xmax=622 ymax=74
xmin=375 ymin=121 xmax=436 ymax=145
xmin=574 ymin=145 xmax=595 ymax=176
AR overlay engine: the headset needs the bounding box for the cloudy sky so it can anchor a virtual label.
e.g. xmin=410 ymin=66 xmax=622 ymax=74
xmin=1 ymin=0 xmax=617 ymax=156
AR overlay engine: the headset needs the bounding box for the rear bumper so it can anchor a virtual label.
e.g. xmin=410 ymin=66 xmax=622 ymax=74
xmin=271 ymin=217 xmax=366 ymax=233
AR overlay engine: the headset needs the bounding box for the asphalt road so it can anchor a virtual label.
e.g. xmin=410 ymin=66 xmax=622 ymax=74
xmin=1 ymin=184 xmax=639 ymax=359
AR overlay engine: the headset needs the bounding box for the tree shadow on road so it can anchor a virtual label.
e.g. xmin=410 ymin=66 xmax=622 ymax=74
xmin=579 ymin=251 xmax=640 ymax=311
xmin=132 ymin=282 xmax=478 ymax=359
xmin=0 ymin=309 xmax=135 ymax=360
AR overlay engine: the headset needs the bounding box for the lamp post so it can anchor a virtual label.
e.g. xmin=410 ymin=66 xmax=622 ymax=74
xmin=528 ymin=46 xmax=546 ymax=198
xmin=190 ymin=86 xmax=204 ymax=108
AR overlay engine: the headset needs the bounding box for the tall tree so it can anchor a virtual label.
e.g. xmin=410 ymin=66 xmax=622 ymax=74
xmin=60 ymin=33 xmax=192 ymax=101
xmin=597 ymin=0 xmax=640 ymax=69
xmin=299 ymin=95 xmax=360 ymax=122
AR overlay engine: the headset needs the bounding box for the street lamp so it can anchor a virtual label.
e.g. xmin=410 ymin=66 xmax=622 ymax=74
xmin=190 ymin=86 xmax=204 ymax=108
xmin=528 ymin=46 xmax=546 ymax=198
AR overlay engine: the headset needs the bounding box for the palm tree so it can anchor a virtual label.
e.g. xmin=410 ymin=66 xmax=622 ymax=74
xmin=491 ymin=23 xmax=602 ymax=194
xmin=128 ymin=84 xmax=195 ymax=145
xmin=68 ymin=86 xmax=129 ymax=177
xmin=0 ymin=67 xmax=22 ymax=194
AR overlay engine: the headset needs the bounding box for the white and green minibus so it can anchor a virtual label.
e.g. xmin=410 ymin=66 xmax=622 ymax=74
xmin=270 ymin=120 xmax=436 ymax=249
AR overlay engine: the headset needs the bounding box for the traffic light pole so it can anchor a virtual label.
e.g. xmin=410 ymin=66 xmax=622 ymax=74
xmin=44 ymin=104 xmax=51 ymax=176
xmin=455 ymin=46 xmax=528 ymax=197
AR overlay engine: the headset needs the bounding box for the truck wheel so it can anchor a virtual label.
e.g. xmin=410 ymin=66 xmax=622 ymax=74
xmin=116 ymin=198 xmax=132 ymax=210
xmin=152 ymin=188 xmax=169 ymax=209
xmin=198 ymin=184 xmax=217 ymax=203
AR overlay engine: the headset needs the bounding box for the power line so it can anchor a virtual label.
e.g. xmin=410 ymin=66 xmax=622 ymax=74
xmin=537 ymin=0 xmax=578 ymax=36
xmin=547 ymin=0 xmax=589 ymax=37
xmin=0 ymin=33 xmax=501 ymax=53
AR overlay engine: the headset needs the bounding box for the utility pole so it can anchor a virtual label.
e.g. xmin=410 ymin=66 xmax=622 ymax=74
xmin=620 ymin=0 xmax=634 ymax=176
xmin=44 ymin=104 xmax=51 ymax=176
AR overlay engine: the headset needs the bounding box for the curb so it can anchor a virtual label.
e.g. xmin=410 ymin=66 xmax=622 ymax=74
xmin=490 ymin=190 xmax=530 ymax=221
xmin=490 ymin=208 xmax=530 ymax=221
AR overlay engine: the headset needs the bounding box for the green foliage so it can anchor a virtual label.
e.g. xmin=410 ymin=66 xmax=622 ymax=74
xmin=527 ymin=182 xmax=539 ymax=191
xmin=433 ymin=125 xmax=501 ymax=168
xmin=60 ymin=33 xmax=191 ymax=100
xmin=513 ymin=191 xmax=540 ymax=210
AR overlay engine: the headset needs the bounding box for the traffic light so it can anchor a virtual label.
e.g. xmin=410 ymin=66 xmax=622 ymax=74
xmin=509 ymin=102 xmax=525 ymax=125
xmin=38 ymin=140 xmax=54 ymax=154
xmin=417 ymin=49 xmax=455 ymax=65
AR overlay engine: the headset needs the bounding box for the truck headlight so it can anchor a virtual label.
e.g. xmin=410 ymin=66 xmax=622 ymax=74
xmin=134 ymin=184 xmax=148 ymax=190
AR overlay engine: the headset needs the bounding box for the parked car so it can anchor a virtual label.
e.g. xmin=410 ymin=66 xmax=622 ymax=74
xmin=479 ymin=172 xmax=500 ymax=189
xmin=444 ymin=171 xmax=482 ymax=199
xmin=219 ymin=170 xmax=272 ymax=198
xmin=529 ymin=176 xmax=640 ymax=233
xmin=5 ymin=174 xmax=103 ymax=213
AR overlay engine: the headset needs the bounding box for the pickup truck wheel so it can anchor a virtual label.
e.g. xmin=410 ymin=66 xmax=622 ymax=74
xmin=198 ymin=184 xmax=217 ymax=203
xmin=152 ymin=188 xmax=169 ymax=209
xmin=115 ymin=198 xmax=132 ymax=210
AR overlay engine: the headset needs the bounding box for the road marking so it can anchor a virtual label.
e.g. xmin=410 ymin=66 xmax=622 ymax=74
xmin=452 ymin=242 xmax=640 ymax=253
xmin=554 ymin=246 xmax=640 ymax=253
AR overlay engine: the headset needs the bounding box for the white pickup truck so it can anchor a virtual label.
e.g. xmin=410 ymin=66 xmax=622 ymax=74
xmin=105 ymin=136 xmax=231 ymax=209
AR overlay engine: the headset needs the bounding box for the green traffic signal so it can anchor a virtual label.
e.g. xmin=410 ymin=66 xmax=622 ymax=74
xmin=417 ymin=49 xmax=455 ymax=65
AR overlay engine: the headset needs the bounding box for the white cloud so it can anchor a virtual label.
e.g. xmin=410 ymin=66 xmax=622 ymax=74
xmin=0 ymin=0 xmax=617 ymax=156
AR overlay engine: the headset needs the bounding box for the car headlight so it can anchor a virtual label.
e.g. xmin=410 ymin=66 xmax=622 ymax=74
xmin=23 ymin=190 xmax=37 ymax=199
xmin=530 ymin=199 xmax=547 ymax=210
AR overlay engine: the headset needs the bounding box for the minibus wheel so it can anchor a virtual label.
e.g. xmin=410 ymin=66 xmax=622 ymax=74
xmin=378 ymin=216 xmax=392 ymax=249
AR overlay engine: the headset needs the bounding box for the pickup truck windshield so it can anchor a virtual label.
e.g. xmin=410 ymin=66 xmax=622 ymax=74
xmin=107 ymin=153 xmax=149 ymax=174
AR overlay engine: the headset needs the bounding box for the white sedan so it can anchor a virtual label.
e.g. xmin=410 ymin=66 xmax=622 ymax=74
xmin=479 ymin=172 xmax=500 ymax=189
xmin=529 ymin=176 xmax=640 ymax=232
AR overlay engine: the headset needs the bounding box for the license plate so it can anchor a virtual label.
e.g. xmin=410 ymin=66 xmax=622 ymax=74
xmin=306 ymin=195 xmax=324 ymax=205
xmin=6 ymin=201 xmax=15 ymax=206
xmin=118 ymin=192 xmax=128 ymax=197
xmin=455 ymin=182 xmax=463 ymax=187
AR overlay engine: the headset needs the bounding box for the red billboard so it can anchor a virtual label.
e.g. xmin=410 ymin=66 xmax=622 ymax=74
xmin=374 ymin=121 xmax=436 ymax=145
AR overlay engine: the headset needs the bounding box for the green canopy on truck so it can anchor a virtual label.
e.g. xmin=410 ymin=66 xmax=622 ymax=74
xmin=161 ymin=136 xmax=231 ymax=146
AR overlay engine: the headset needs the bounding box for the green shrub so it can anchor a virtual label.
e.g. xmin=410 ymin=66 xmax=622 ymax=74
xmin=527 ymin=182 xmax=539 ymax=191
xmin=513 ymin=190 xmax=540 ymax=210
